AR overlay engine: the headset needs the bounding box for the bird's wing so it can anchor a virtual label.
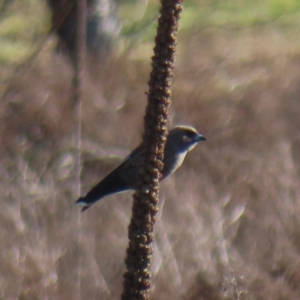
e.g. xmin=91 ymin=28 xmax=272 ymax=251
xmin=105 ymin=146 xmax=141 ymax=177
xmin=76 ymin=146 xmax=142 ymax=210
xmin=123 ymin=146 xmax=141 ymax=164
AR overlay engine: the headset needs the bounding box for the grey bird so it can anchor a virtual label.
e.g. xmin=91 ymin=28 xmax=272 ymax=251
xmin=76 ymin=125 xmax=206 ymax=211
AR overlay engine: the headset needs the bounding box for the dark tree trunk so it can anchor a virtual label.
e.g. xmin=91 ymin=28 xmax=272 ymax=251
xmin=46 ymin=0 xmax=120 ymax=60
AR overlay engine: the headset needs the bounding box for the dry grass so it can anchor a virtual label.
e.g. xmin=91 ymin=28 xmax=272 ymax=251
xmin=1 ymin=27 xmax=300 ymax=299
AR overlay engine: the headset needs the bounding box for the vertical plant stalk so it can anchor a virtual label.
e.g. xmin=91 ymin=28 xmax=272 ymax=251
xmin=73 ymin=0 xmax=86 ymax=299
xmin=122 ymin=1 xmax=183 ymax=299
xmin=73 ymin=0 xmax=86 ymax=197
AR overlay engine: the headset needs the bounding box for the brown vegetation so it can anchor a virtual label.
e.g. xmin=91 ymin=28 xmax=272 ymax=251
xmin=1 ymin=27 xmax=300 ymax=299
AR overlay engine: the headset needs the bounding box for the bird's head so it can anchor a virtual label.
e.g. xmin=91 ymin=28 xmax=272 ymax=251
xmin=168 ymin=125 xmax=206 ymax=153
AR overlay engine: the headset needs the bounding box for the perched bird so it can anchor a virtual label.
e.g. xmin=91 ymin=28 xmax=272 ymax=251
xmin=76 ymin=125 xmax=206 ymax=211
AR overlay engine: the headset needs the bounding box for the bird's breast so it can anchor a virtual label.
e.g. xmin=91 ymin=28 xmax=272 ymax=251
xmin=161 ymin=152 xmax=187 ymax=180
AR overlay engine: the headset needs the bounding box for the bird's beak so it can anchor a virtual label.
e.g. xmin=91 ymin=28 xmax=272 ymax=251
xmin=194 ymin=134 xmax=206 ymax=142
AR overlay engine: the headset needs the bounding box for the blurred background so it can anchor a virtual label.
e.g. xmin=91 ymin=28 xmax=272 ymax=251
xmin=1 ymin=0 xmax=300 ymax=299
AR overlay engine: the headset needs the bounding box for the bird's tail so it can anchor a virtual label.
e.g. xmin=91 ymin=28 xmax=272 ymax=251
xmin=75 ymin=172 xmax=131 ymax=212
xmin=76 ymin=198 xmax=91 ymax=212
xmin=75 ymin=177 xmax=113 ymax=212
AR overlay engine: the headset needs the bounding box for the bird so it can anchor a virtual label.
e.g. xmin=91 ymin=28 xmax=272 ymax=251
xmin=76 ymin=125 xmax=206 ymax=211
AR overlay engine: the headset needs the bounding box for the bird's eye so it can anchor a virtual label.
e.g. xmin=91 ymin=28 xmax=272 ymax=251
xmin=182 ymin=131 xmax=195 ymax=143
xmin=184 ymin=130 xmax=195 ymax=139
xmin=183 ymin=132 xmax=194 ymax=143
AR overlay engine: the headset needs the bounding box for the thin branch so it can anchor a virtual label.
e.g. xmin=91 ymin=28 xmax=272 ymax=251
xmin=73 ymin=0 xmax=87 ymax=197
xmin=73 ymin=0 xmax=86 ymax=299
